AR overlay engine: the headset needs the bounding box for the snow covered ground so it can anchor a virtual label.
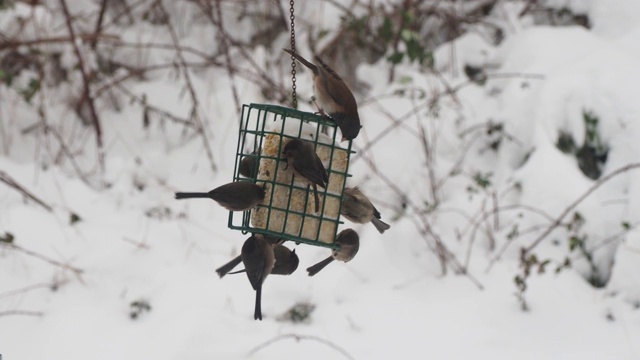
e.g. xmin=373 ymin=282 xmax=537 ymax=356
xmin=1 ymin=1 xmax=640 ymax=359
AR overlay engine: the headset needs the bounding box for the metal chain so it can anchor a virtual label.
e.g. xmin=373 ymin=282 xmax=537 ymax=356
xmin=289 ymin=0 xmax=297 ymax=109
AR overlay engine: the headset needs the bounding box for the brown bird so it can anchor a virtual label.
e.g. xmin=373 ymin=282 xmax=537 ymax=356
xmin=216 ymin=234 xmax=287 ymax=278
xmin=241 ymin=234 xmax=275 ymax=321
xmin=282 ymin=139 xmax=328 ymax=213
xmin=270 ymin=245 xmax=299 ymax=275
xmin=307 ymin=229 xmax=360 ymax=276
xmin=341 ymin=187 xmax=391 ymax=234
xmin=175 ymin=182 xmax=264 ymax=211
xmin=239 ymin=150 xmax=259 ymax=178
xmin=283 ymin=49 xmax=361 ymax=141
xmin=229 ymin=244 xmax=299 ymax=276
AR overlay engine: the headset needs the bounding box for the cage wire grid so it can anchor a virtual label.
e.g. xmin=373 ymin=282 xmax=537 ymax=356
xmin=229 ymin=103 xmax=353 ymax=250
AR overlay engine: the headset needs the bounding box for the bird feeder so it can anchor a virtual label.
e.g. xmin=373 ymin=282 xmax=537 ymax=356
xmin=230 ymin=103 xmax=353 ymax=249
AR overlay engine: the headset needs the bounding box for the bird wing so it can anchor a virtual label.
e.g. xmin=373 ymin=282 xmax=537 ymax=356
xmin=315 ymin=57 xmax=358 ymax=116
xmin=318 ymin=156 xmax=329 ymax=184
xmin=294 ymin=154 xmax=327 ymax=188
xmin=247 ymin=266 xmax=265 ymax=290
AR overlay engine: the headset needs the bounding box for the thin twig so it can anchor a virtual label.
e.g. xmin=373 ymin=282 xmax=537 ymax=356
xmin=213 ymin=0 xmax=241 ymax=115
xmin=0 ymin=33 xmax=119 ymax=50
xmin=524 ymin=162 xmax=640 ymax=254
xmin=90 ymin=0 xmax=108 ymax=49
xmin=0 ymin=310 xmax=44 ymax=317
xmin=248 ymin=334 xmax=355 ymax=360
xmin=157 ymin=0 xmax=217 ymax=173
xmin=0 ymin=171 xmax=53 ymax=212
xmin=1 ymin=242 xmax=83 ymax=277
xmin=573 ymin=221 xmax=640 ymax=261
xmin=0 ymin=282 xmax=61 ymax=300
xmin=59 ymin=0 xmax=105 ymax=174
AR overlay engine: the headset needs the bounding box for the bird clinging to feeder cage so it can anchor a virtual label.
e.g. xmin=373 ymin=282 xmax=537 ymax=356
xmin=306 ymin=228 xmax=360 ymax=276
xmin=283 ymin=49 xmax=361 ymax=142
xmin=282 ymin=138 xmax=329 ymax=213
xmin=341 ymin=187 xmax=391 ymax=234
xmin=175 ymin=181 xmax=265 ymax=211
xmin=231 ymin=104 xmax=352 ymax=248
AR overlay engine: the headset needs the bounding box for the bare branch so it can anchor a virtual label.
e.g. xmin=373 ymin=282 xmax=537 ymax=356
xmin=0 ymin=310 xmax=44 ymax=317
xmin=0 ymin=171 xmax=53 ymax=212
xmin=1 ymin=242 xmax=83 ymax=278
xmin=524 ymin=163 xmax=640 ymax=253
xmin=248 ymin=333 xmax=355 ymax=360
xmin=59 ymin=0 xmax=105 ymax=174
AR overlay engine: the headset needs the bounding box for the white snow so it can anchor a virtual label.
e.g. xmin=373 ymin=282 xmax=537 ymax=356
xmin=2 ymin=1 xmax=640 ymax=359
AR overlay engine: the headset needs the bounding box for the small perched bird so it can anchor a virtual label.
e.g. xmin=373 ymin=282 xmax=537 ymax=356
xmin=271 ymin=245 xmax=299 ymax=275
xmin=175 ymin=182 xmax=265 ymax=211
xmin=229 ymin=244 xmax=299 ymax=276
xmin=307 ymin=229 xmax=359 ymax=277
xmin=239 ymin=150 xmax=259 ymax=178
xmin=282 ymin=139 xmax=328 ymax=213
xmin=341 ymin=187 xmax=391 ymax=234
xmin=216 ymin=234 xmax=287 ymax=278
xmin=241 ymin=235 xmax=275 ymax=321
xmin=283 ymin=49 xmax=361 ymax=141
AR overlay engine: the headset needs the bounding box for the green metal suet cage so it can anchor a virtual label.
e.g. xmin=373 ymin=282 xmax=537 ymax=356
xmin=229 ymin=103 xmax=354 ymax=249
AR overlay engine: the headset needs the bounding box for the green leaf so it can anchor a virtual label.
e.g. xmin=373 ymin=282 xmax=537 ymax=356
xmin=70 ymin=213 xmax=82 ymax=225
xmin=473 ymin=172 xmax=493 ymax=189
xmin=387 ymin=52 xmax=404 ymax=65
xmin=378 ymin=17 xmax=394 ymax=42
xmin=19 ymin=78 xmax=40 ymax=104
xmin=514 ymin=275 xmax=526 ymax=291
xmin=317 ymin=29 xmax=330 ymax=39
xmin=400 ymin=29 xmax=418 ymax=42
xmin=398 ymin=75 xmax=413 ymax=85
xmin=538 ymin=259 xmax=551 ymax=274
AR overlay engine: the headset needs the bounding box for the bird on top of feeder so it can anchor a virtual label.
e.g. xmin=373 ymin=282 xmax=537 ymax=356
xmin=283 ymin=49 xmax=361 ymax=141
xmin=241 ymin=234 xmax=275 ymax=321
xmin=341 ymin=187 xmax=391 ymax=234
xmin=282 ymin=138 xmax=329 ymax=213
xmin=175 ymin=181 xmax=265 ymax=211
xmin=306 ymin=228 xmax=359 ymax=276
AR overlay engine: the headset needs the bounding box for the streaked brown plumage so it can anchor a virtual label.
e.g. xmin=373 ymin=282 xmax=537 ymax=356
xmin=283 ymin=49 xmax=361 ymax=141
